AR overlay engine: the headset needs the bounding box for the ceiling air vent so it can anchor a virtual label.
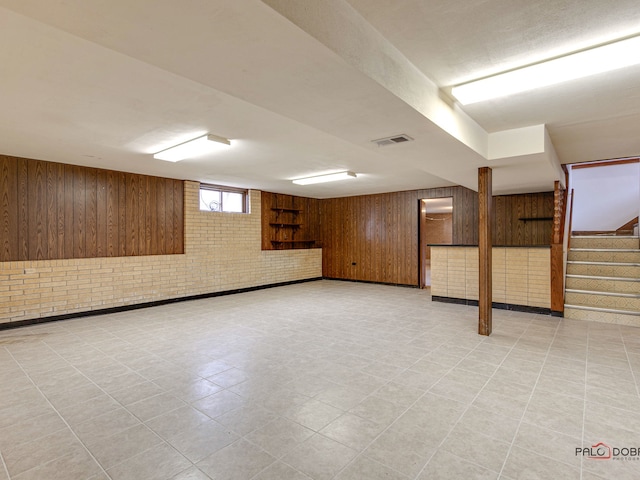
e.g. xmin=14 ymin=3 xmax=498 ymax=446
xmin=372 ymin=134 xmax=413 ymax=147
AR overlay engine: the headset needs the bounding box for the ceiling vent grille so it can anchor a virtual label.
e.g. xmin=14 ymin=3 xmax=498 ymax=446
xmin=372 ymin=134 xmax=413 ymax=147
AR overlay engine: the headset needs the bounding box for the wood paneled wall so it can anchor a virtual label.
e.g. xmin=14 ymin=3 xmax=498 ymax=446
xmin=320 ymin=186 xmax=477 ymax=285
xmin=261 ymin=191 xmax=321 ymax=250
xmin=320 ymin=187 xmax=554 ymax=286
xmin=0 ymin=155 xmax=184 ymax=262
xmin=422 ymin=213 xmax=453 ymax=260
xmin=492 ymin=192 xmax=554 ymax=246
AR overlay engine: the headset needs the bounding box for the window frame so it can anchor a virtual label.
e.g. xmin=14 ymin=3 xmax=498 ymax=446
xmin=199 ymin=183 xmax=249 ymax=213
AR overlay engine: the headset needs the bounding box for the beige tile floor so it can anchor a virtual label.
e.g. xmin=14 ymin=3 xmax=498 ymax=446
xmin=1 ymin=280 xmax=639 ymax=480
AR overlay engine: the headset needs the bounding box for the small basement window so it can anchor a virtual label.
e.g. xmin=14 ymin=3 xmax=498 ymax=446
xmin=199 ymin=183 xmax=248 ymax=213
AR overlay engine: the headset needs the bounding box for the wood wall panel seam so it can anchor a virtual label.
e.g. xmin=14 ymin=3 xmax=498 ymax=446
xmin=0 ymin=158 xmax=18 ymax=261
xmin=164 ymin=177 xmax=173 ymax=255
xmin=86 ymin=168 xmax=98 ymax=258
xmin=0 ymin=154 xmax=184 ymax=261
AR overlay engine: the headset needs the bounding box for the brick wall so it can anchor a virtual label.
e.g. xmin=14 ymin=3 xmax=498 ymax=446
xmin=0 ymin=182 xmax=322 ymax=325
xmin=431 ymin=246 xmax=551 ymax=309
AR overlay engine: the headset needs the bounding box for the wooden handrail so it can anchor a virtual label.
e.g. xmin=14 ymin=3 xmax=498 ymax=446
xmin=571 ymin=157 xmax=638 ymax=170
xmin=616 ymin=216 xmax=639 ymax=234
xmin=566 ymin=188 xmax=574 ymax=250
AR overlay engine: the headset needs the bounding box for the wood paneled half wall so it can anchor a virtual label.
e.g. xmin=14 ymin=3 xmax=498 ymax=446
xmin=0 ymin=155 xmax=184 ymax=262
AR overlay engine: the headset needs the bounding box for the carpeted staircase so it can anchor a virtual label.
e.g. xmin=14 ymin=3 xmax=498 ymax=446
xmin=564 ymin=235 xmax=640 ymax=326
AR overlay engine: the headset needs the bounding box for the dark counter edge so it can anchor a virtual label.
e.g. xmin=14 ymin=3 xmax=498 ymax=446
xmin=432 ymin=295 xmax=560 ymax=316
xmin=0 ymin=277 xmax=323 ymax=331
xmin=428 ymin=244 xmax=551 ymax=248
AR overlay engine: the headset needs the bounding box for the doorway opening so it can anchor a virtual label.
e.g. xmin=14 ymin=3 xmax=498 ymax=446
xmin=419 ymin=197 xmax=453 ymax=288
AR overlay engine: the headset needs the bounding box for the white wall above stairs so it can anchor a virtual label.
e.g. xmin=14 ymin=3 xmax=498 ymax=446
xmin=570 ymin=162 xmax=639 ymax=231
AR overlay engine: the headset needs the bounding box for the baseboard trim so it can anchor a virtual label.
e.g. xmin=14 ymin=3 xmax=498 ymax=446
xmin=431 ymin=295 xmax=552 ymax=315
xmin=0 ymin=277 xmax=323 ymax=331
xmin=322 ymin=277 xmax=419 ymax=288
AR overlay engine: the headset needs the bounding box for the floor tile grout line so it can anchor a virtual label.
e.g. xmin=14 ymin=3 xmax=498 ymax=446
xmin=238 ymin=326 xmax=458 ymax=478
xmin=333 ymin=316 xmax=537 ymax=480
xmin=241 ymin=324 xmax=480 ymax=480
xmin=580 ymin=323 xmax=590 ymax=480
xmin=620 ymin=329 xmax=640 ymax=399
xmin=0 ymin=449 xmax=10 ymax=480
xmin=5 ymin=337 xmax=202 ymax=479
xmin=222 ymin=333 xmax=433 ymax=479
xmin=110 ymin=304 xmax=418 ymax=475
xmin=40 ymin=317 xmax=242 ymax=428
xmin=330 ymin=347 xmax=477 ymax=477
xmin=27 ymin=334 xmax=172 ymax=421
xmin=496 ymin=319 xmax=568 ymax=479
xmin=48 ymin=340 xmax=233 ymax=478
xmin=4 ymin=348 xmax=112 ymax=480
xmin=3 ymin=283 xmax=633 ymax=480
xmin=243 ymin=444 xmax=308 ymax=480
xmin=240 ymin=338 xmax=440 ymax=480
xmin=412 ymin=315 xmax=545 ymax=480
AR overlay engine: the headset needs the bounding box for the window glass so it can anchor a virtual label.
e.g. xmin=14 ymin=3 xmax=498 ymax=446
xmin=199 ymin=184 xmax=247 ymax=213
xmin=200 ymin=189 xmax=221 ymax=212
xmin=222 ymin=192 xmax=244 ymax=213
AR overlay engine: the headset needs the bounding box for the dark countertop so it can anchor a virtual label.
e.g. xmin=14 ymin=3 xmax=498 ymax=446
xmin=428 ymin=244 xmax=551 ymax=248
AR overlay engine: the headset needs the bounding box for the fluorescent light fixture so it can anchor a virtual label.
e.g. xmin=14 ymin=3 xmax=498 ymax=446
xmin=451 ymin=35 xmax=640 ymax=105
xmin=153 ymin=134 xmax=231 ymax=162
xmin=292 ymin=171 xmax=357 ymax=185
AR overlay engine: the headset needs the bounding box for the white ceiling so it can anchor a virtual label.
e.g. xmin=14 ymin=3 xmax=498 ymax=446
xmin=422 ymin=197 xmax=453 ymax=214
xmin=1 ymin=0 xmax=639 ymax=198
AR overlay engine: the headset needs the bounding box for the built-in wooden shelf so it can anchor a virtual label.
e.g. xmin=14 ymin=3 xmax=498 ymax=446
xmin=269 ymin=223 xmax=302 ymax=228
xmin=271 ymin=208 xmax=303 ymax=213
xmin=519 ymin=217 xmax=553 ymax=223
xmin=271 ymin=240 xmax=315 ymax=244
xmin=262 ymin=192 xmax=319 ymax=251
xmin=270 ymin=239 xmax=316 ymax=249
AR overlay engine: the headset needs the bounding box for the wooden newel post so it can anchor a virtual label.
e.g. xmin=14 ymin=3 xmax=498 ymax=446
xmin=478 ymin=167 xmax=492 ymax=336
xmin=550 ymin=180 xmax=566 ymax=315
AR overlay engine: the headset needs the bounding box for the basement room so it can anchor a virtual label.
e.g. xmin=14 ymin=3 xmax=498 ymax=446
xmin=1 ymin=1 xmax=639 ymax=479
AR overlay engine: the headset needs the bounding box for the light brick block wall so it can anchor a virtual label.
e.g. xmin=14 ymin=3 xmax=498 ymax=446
xmin=0 ymin=182 xmax=322 ymax=325
xmin=430 ymin=246 xmax=551 ymax=309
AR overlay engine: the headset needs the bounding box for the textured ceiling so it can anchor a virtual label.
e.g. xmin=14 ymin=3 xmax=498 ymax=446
xmin=0 ymin=0 xmax=638 ymax=198
xmin=345 ymin=0 xmax=640 ymax=160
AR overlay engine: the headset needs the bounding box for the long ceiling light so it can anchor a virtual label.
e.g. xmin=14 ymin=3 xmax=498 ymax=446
xmin=451 ymin=35 xmax=640 ymax=105
xmin=292 ymin=171 xmax=357 ymax=185
xmin=153 ymin=134 xmax=231 ymax=162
